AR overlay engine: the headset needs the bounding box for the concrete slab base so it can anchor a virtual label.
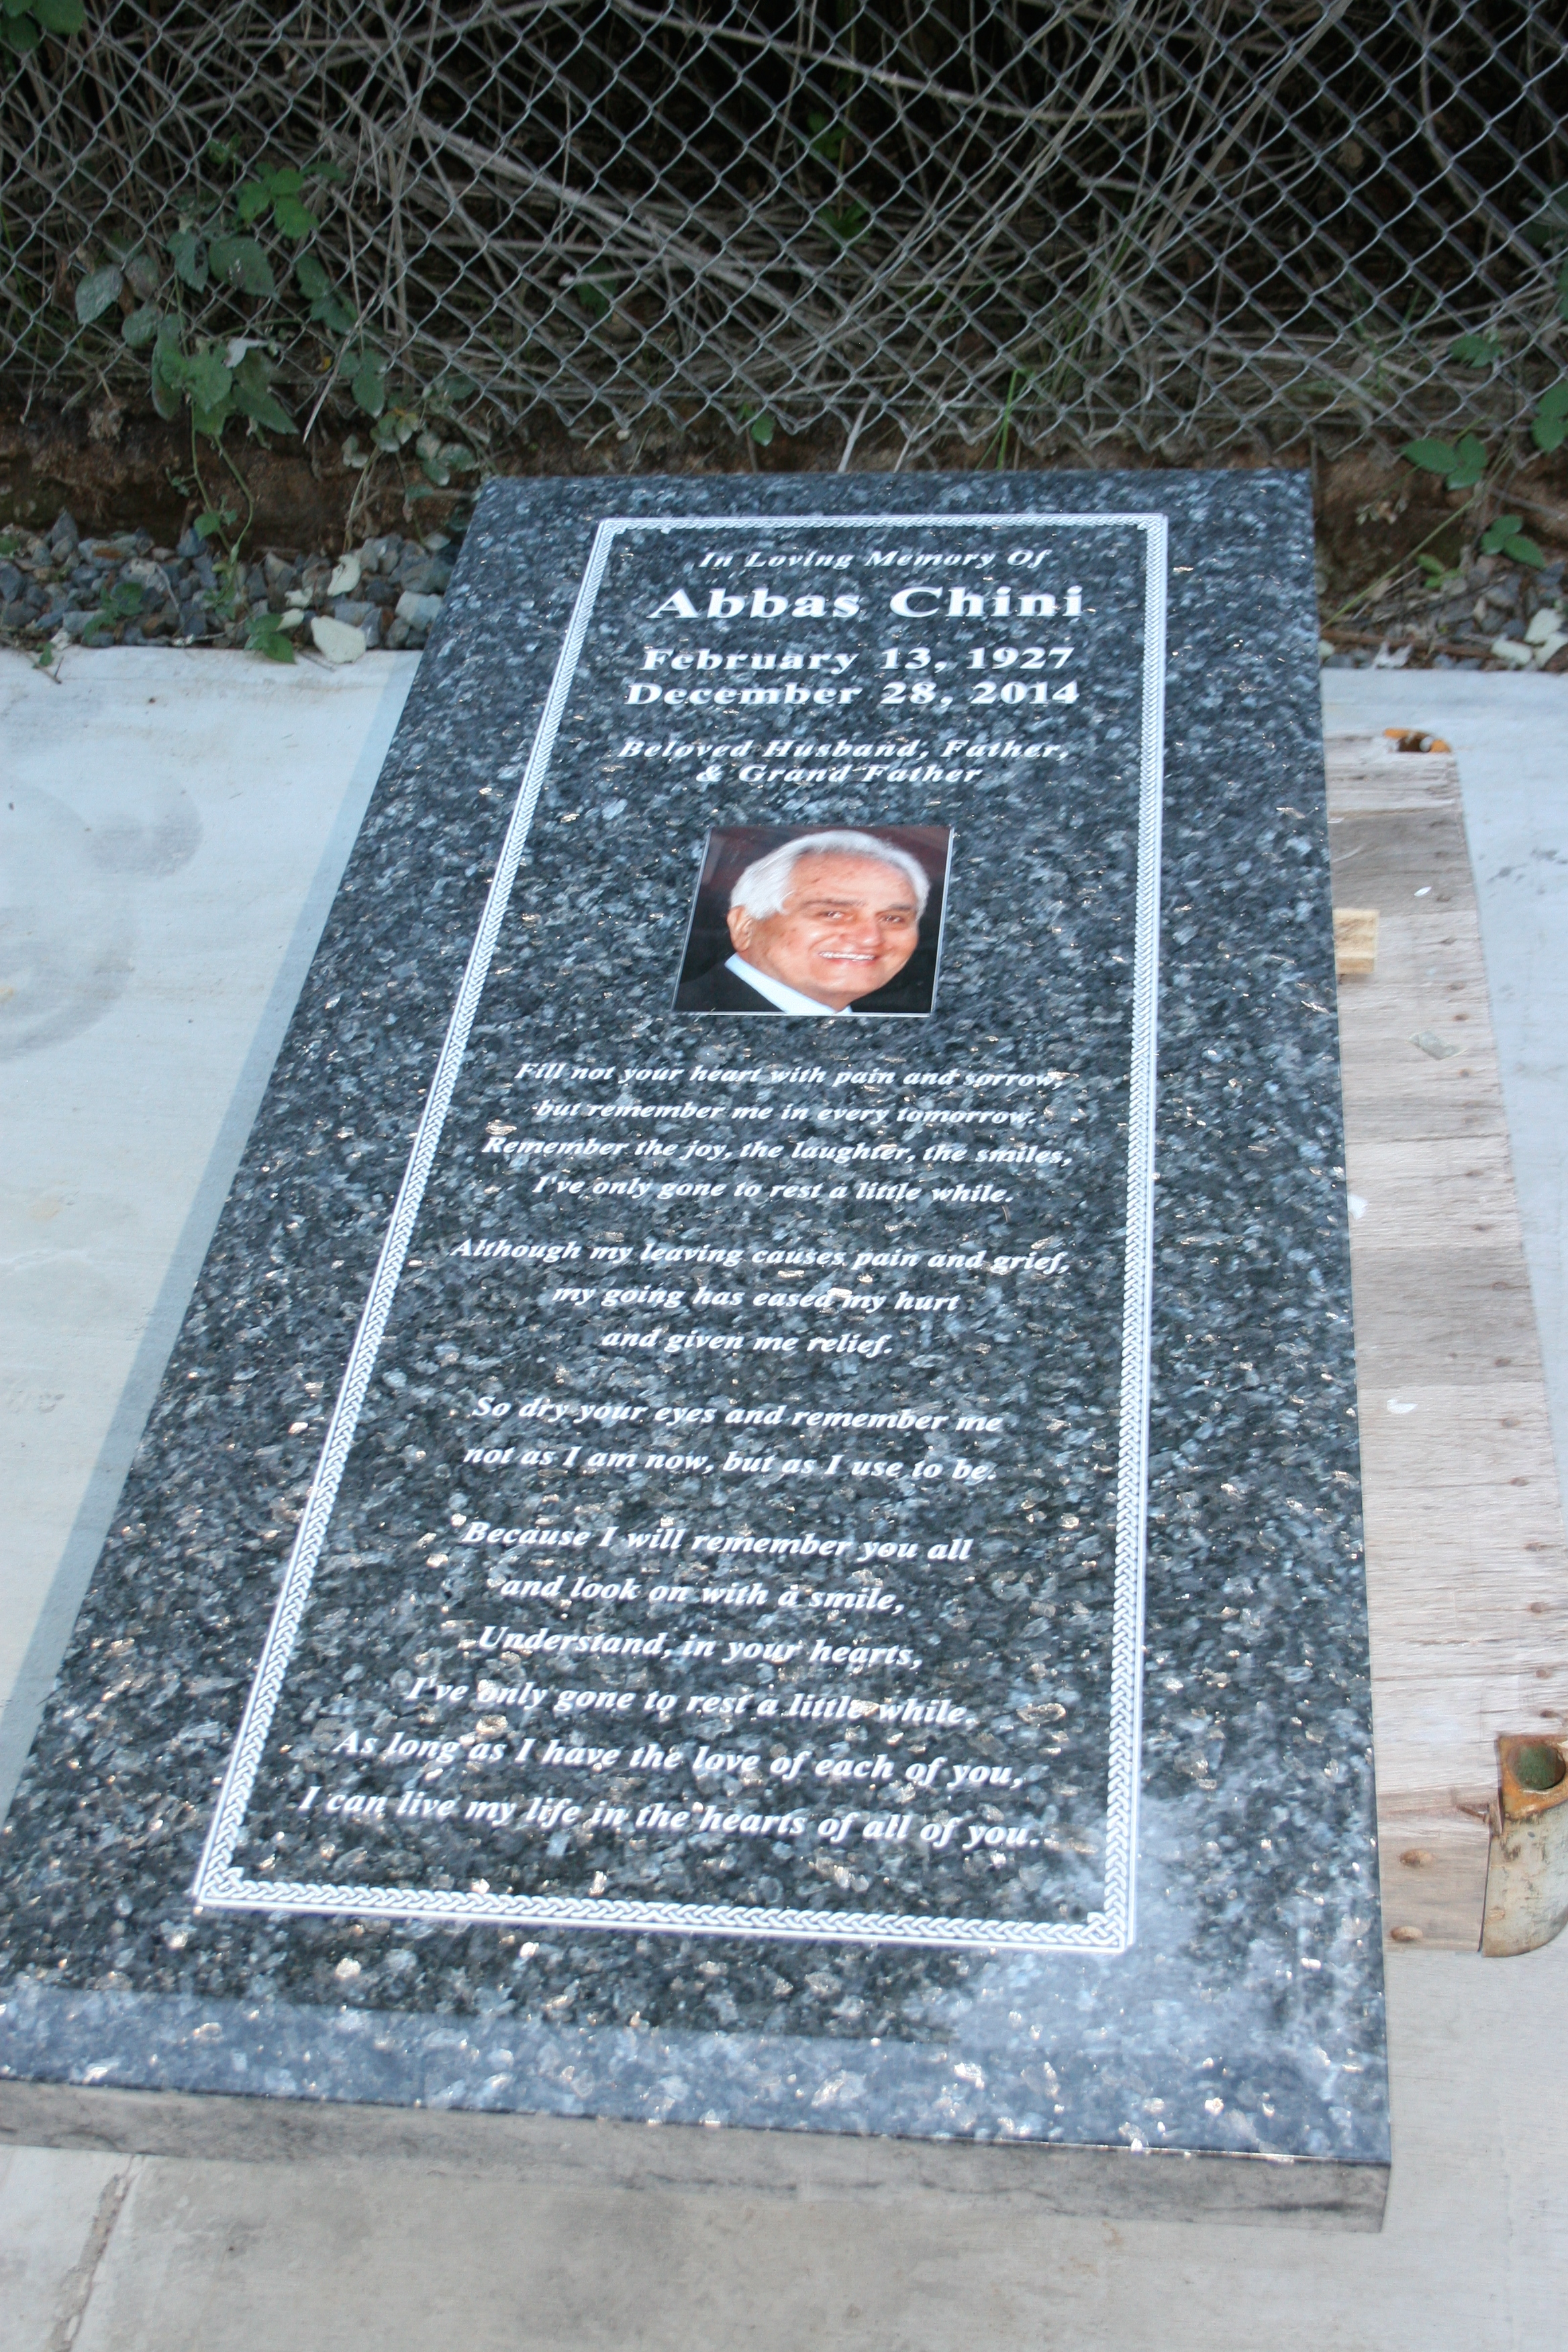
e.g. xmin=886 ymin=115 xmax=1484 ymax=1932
xmin=0 ymin=2078 xmax=1387 ymax=2229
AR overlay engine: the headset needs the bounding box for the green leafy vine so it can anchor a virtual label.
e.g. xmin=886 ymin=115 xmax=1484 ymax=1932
xmin=73 ymin=144 xmax=488 ymax=565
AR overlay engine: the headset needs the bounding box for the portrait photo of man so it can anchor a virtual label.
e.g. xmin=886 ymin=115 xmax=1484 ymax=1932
xmin=674 ymin=824 xmax=951 ymax=1018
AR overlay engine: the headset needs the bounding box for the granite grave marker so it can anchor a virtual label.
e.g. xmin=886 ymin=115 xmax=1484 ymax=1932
xmin=0 ymin=473 xmax=1389 ymax=2222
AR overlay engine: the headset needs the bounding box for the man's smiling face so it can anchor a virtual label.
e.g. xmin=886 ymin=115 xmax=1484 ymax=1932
xmin=728 ymin=851 xmax=921 ymax=1010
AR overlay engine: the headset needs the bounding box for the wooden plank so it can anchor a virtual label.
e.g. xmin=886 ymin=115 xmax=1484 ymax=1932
xmin=1333 ymin=908 xmax=1379 ymax=976
xmin=1322 ymin=738 xmax=1461 ymax=816
xmin=1327 ymin=732 xmax=1568 ymax=1950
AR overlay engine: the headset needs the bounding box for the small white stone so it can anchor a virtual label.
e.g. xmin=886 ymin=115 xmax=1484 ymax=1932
xmin=1524 ymin=605 xmax=1564 ymax=646
xmin=1490 ymin=635 xmax=1533 ymax=667
xmin=396 ymin=589 xmax=443 ymax=629
xmin=124 ymin=556 xmax=172 ymax=600
xmin=277 ymin=607 xmax=306 ymax=632
xmin=328 ymin=552 xmax=362 ymax=597
xmin=310 ymin=613 xmax=367 ymax=665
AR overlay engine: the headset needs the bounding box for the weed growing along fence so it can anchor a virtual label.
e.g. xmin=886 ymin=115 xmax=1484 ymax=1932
xmin=4 ymin=1 xmax=1567 ymax=465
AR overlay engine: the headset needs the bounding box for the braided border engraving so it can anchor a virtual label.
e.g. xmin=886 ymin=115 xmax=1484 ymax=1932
xmin=193 ymin=509 xmax=1167 ymax=1956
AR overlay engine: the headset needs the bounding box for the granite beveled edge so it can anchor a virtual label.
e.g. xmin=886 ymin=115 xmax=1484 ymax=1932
xmin=0 ymin=1973 xmax=1228 ymax=2143
xmin=0 ymin=1975 xmax=1029 ymax=2141
xmin=0 ymin=2076 xmax=1387 ymax=2229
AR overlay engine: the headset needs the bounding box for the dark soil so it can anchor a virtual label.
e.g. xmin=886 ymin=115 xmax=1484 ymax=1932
xmin=5 ymin=400 xmax=1567 ymax=670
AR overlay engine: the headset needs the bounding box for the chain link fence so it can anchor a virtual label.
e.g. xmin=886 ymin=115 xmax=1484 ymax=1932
xmin=3 ymin=1 xmax=1566 ymax=462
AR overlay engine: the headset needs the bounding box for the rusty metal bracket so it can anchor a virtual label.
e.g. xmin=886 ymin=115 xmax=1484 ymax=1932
xmin=1481 ymin=1736 xmax=1568 ymax=1956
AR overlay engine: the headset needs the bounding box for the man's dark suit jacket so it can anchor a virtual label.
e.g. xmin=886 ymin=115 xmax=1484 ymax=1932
xmin=674 ymin=959 xmax=896 ymax=1014
xmin=674 ymin=961 xmax=785 ymax=1013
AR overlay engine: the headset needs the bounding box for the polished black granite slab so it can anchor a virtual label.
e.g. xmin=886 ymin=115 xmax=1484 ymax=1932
xmin=0 ymin=472 xmax=1388 ymax=2218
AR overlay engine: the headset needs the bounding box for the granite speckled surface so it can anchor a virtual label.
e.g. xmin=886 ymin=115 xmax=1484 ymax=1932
xmin=0 ymin=472 xmax=1387 ymax=2205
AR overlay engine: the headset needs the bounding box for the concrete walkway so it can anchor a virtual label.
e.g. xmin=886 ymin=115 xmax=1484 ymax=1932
xmin=2 ymin=649 xmax=1566 ymax=2349
xmin=0 ymin=648 xmax=417 ymax=1802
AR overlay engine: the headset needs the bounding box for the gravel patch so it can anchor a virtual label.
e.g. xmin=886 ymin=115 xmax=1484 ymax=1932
xmin=0 ymin=509 xmax=458 ymax=663
xmin=6 ymin=504 xmax=1565 ymax=676
xmin=1319 ymin=551 xmax=1568 ymax=672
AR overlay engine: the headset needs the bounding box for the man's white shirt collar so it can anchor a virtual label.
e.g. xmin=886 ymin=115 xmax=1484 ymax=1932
xmin=726 ymin=953 xmax=854 ymax=1017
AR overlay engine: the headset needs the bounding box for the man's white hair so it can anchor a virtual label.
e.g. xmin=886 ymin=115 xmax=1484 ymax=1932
xmin=730 ymin=830 xmax=930 ymax=922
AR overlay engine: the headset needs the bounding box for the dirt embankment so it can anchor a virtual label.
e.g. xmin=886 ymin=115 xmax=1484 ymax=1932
xmin=5 ymin=397 xmax=1567 ymax=605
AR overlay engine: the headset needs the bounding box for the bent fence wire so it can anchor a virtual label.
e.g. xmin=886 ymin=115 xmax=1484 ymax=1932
xmin=3 ymin=1 xmax=1567 ymax=458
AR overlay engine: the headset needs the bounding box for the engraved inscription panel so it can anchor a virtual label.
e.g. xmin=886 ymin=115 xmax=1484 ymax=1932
xmin=195 ymin=510 xmax=1167 ymax=1951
